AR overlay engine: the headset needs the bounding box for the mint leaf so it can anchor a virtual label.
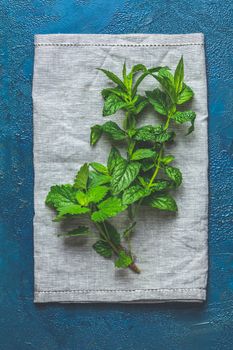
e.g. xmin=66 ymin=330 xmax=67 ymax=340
xmin=46 ymin=185 xmax=76 ymax=209
xmin=123 ymin=222 xmax=137 ymax=240
xmin=107 ymin=147 xmax=122 ymax=175
xmin=102 ymin=87 xmax=127 ymax=100
xmin=135 ymin=96 xmax=148 ymax=114
xmin=103 ymin=94 xmax=127 ymax=117
xmin=154 ymin=130 xmax=175 ymax=143
xmin=150 ymin=180 xmax=170 ymax=191
xmin=58 ymin=226 xmax=89 ymax=237
xmin=89 ymin=171 xmax=111 ymax=188
xmin=147 ymin=194 xmax=178 ymax=212
xmin=111 ymin=159 xmax=141 ymax=194
xmin=90 ymin=162 xmax=109 ymax=175
xmin=132 ymin=64 xmax=147 ymax=74
xmin=76 ymin=191 xmax=89 ymax=206
xmin=177 ymin=83 xmax=194 ymax=105
xmin=87 ymin=185 xmax=109 ymax=203
xmin=174 ymin=56 xmax=184 ymax=94
xmin=165 ymin=166 xmax=182 ymax=187
xmin=161 ymin=155 xmax=175 ymax=165
xmin=131 ymin=148 xmax=156 ymax=161
xmin=93 ymin=240 xmax=112 ymax=258
xmin=102 ymin=221 xmax=120 ymax=245
xmin=102 ymin=121 xmax=126 ymax=140
xmin=90 ymin=125 xmax=102 ymax=146
xmin=55 ymin=204 xmax=90 ymax=221
xmin=155 ymin=68 xmax=176 ymax=102
xmin=74 ymin=163 xmax=89 ymax=190
xmin=132 ymin=71 xmax=150 ymax=97
xmin=91 ymin=197 xmax=126 ymax=222
xmin=122 ymin=185 xmax=150 ymax=205
xmin=122 ymin=62 xmax=127 ymax=82
xmin=141 ymin=158 xmax=155 ymax=172
xmin=146 ymin=88 xmax=169 ymax=115
xmin=98 ymin=68 xmax=127 ymax=92
xmin=134 ymin=125 xmax=164 ymax=142
xmin=171 ymin=110 xmax=196 ymax=134
xmin=115 ymin=251 xmax=132 ymax=268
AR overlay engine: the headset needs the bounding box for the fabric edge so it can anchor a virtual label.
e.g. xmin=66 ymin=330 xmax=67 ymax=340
xmin=34 ymin=288 xmax=206 ymax=303
xmin=34 ymin=33 xmax=204 ymax=46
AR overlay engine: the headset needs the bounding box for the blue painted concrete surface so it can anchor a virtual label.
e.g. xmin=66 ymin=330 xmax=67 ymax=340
xmin=0 ymin=1 xmax=233 ymax=349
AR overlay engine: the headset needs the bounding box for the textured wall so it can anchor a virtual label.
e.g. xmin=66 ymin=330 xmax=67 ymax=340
xmin=0 ymin=1 xmax=232 ymax=349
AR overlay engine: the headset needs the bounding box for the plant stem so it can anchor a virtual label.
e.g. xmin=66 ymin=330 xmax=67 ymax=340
xmin=126 ymin=112 xmax=172 ymax=230
xmin=94 ymin=222 xmax=140 ymax=274
xmin=148 ymin=147 xmax=163 ymax=188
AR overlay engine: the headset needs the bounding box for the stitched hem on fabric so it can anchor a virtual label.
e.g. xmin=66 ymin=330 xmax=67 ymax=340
xmin=34 ymin=43 xmax=203 ymax=47
xmin=34 ymin=33 xmax=204 ymax=47
xmin=34 ymin=288 xmax=206 ymax=303
xmin=36 ymin=288 xmax=204 ymax=293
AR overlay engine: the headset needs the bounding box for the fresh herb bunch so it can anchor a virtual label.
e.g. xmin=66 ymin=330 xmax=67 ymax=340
xmin=46 ymin=57 xmax=196 ymax=273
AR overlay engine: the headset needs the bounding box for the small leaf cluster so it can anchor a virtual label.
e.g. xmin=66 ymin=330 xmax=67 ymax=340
xmin=46 ymin=57 xmax=196 ymax=272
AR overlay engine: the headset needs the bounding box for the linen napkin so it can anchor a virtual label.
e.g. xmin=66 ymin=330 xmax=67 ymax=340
xmin=33 ymin=33 xmax=208 ymax=303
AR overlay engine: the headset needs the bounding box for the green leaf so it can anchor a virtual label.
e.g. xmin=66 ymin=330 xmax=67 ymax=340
xmin=123 ymin=221 xmax=137 ymax=240
xmin=88 ymin=171 xmax=111 ymax=188
xmin=102 ymin=87 xmax=127 ymax=100
xmin=132 ymin=71 xmax=149 ymax=97
xmin=46 ymin=185 xmax=76 ymax=209
xmin=131 ymin=148 xmax=156 ymax=161
xmin=90 ymin=125 xmax=102 ymax=146
xmin=87 ymin=185 xmax=109 ymax=203
xmin=150 ymin=180 xmax=171 ymax=191
xmin=102 ymin=221 xmax=120 ymax=245
xmin=161 ymin=155 xmax=175 ymax=165
xmin=122 ymin=185 xmax=150 ymax=205
xmin=58 ymin=226 xmax=89 ymax=237
xmin=124 ymin=64 xmax=147 ymax=93
xmin=146 ymin=88 xmax=169 ymax=115
xmin=91 ymin=197 xmax=126 ymax=222
xmin=74 ymin=163 xmax=89 ymax=190
xmin=165 ymin=166 xmax=182 ymax=187
xmin=98 ymin=68 xmax=127 ymax=92
xmin=174 ymin=56 xmax=184 ymax=94
xmin=138 ymin=176 xmax=148 ymax=187
xmin=147 ymin=194 xmax=178 ymax=212
xmin=107 ymin=147 xmax=122 ymax=175
xmin=115 ymin=251 xmax=133 ymax=268
xmin=102 ymin=121 xmax=126 ymax=140
xmin=55 ymin=204 xmax=90 ymax=221
xmin=154 ymin=130 xmax=175 ymax=143
xmin=90 ymin=162 xmax=109 ymax=175
xmin=135 ymin=97 xmax=148 ymax=114
xmin=111 ymin=159 xmax=141 ymax=194
xmin=122 ymin=61 xmax=127 ymax=82
xmin=171 ymin=110 xmax=196 ymax=134
xmin=140 ymin=158 xmax=155 ymax=172
xmin=76 ymin=191 xmax=89 ymax=206
xmin=103 ymin=94 xmax=127 ymax=117
xmin=131 ymin=64 xmax=147 ymax=74
xmin=134 ymin=125 xmax=164 ymax=142
xmin=93 ymin=240 xmax=112 ymax=258
xmin=155 ymin=68 xmax=176 ymax=102
xmin=177 ymin=83 xmax=194 ymax=105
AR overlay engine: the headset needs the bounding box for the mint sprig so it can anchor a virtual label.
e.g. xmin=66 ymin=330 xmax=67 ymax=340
xmin=45 ymin=57 xmax=196 ymax=274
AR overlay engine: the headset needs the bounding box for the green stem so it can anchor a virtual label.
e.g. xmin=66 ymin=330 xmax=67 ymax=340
xmin=128 ymin=112 xmax=172 ymax=223
xmin=95 ymin=222 xmax=119 ymax=255
xmin=148 ymin=147 xmax=163 ymax=188
xmin=94 ymin=221 xmax=140 ymax=274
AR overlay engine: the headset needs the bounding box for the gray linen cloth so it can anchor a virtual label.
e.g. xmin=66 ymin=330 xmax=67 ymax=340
xmin=33 ymin=33 xmax=208 ymax=303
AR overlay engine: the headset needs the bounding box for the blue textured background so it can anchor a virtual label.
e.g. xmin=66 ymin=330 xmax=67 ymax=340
xmin=0 ymin=1 xmax=233 ymax=349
